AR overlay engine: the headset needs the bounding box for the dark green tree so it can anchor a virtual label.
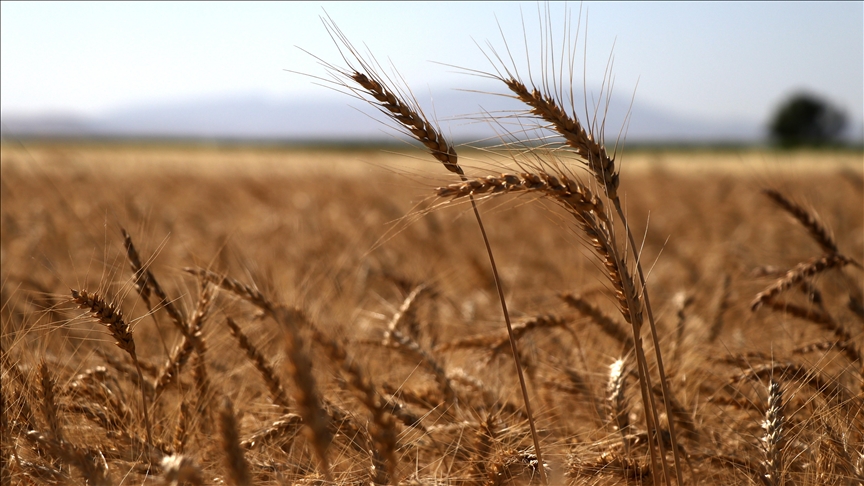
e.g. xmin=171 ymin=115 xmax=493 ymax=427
xmin=769 ymin=93 xmax=847 ymax=147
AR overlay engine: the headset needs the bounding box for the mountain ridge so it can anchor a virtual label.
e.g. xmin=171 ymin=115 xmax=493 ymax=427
xmin=0 ymin=85 xmax=799 ymax=144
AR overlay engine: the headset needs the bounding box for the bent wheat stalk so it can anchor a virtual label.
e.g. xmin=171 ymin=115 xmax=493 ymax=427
xmin=502 ymin=75 xmax=685 ymax=485
xmin=438 ymin=169 xmax=670 ymax=481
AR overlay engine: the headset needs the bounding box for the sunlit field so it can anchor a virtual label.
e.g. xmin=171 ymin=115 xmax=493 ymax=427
xmin=1 ymin=141 xmax=862 ymax=485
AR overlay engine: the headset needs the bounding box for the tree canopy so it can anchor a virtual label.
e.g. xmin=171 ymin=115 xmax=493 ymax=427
xmin=769 ymin=93 xmax=847 ymax=147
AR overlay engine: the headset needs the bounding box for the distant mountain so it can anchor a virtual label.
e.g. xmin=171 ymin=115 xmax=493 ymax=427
xmin=0 ymin=84 xmax=790 ymax=144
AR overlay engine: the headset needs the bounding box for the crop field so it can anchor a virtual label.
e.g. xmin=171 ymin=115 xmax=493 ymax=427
xmin=1 ymin=140 xmax=862 ymax=485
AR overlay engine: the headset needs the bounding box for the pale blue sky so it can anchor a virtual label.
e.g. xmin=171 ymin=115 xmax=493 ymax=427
xmin=2 ymin=1 xmax=862 ymax=129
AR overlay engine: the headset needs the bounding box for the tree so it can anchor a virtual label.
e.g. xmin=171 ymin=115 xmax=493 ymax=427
xmin=769 ymin=93 xmax=847 ymax=147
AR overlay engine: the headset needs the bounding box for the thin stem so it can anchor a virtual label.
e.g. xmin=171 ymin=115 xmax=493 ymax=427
xmin=467 ymin=193 xmax=548 ymax=485
xmin=603 ymin=216 xmax=666 ymax=486
xmin=132 ymin=354 xmax=153 ymax=448
xmin=614 ymin=198 xmax=684 ymax=486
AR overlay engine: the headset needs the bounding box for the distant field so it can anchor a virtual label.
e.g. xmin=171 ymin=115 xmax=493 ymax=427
xmin=2 ymin=142 xmax=862 ymax=175
xmin=1 ymin=142 xmax=862 ymax=485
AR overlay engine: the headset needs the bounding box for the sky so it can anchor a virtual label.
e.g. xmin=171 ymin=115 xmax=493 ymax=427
xmin=2 ymin=1 xmax=862 ymax=133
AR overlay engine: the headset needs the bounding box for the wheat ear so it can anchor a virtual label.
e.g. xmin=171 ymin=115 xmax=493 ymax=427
xmin=762 ymin=189 xmax=838 ymax=255
xmin=241 ymin=414 xmax=304 ymax=450
xmin=172 ymin=399 xmax=190 ymax=455
xmin=762 ymin=380 xmax=785 ymax=486
xmin=154 ymin=338 xmax=195 ymax=395
xmin=342 ymin=57 xmax=548 ymax=484
xmin=121 ymin=229 xmax=186 ymax=333
xmin=671 ymin=292 xmax=693 ymax=367
xmin=160 ymin=454 xmax=204 ymax=486
xmin=225 ymin=318 xmax=291 ymax=411
xmin=570 ymin=199 xmax=671 ymax=478
xmin=607 ymin=358 xmax=631 ymax=452
xmin=610 ymin=199 xmax=687 ymax=484
xmin=219 ymin=397 xmax=251 ymax=486
xmin=707 ymin=274 xmax=732 ymax=343
xmin=383 ymin=328 xmax=457 ymax=406
xmin=188 ymin=284 xmax=216 ymax=434
xmin=275 ymin=307 xmax=332 ymax=479
xmin=154 ymin=285 xmax=212 ymax=397
xmin=120 ymin=228 xmax=152 ymax=308
xmin=503 ymin=78 xmax=619 ymax=200
xmin=71 ymin=289 xmax=152 ymax=447
xmin=560 ymin=293 xmax=633 ymax=352
xmin=350 ymin=72 xmax=461 ymax=175
xmin=385 ymin=283 xmax=428 ymax=338
xmin=38 ymin=361 xmax=63 ymax=442
xmin=508 ymin=77 xmax=686 ymax=482
xmin=472 ymin=413 xmax=497 ymax=483
xmin=751 ymin=254 xmax=857 ymax=310
xmin=437 ymin=172 xmax=607 ymax=222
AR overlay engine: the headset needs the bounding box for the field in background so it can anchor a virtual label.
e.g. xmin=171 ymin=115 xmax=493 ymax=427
xmin=1 ymin=142 xmax=862 ymax=485
xmin=3 ymin=142 xmax=863 ymax=175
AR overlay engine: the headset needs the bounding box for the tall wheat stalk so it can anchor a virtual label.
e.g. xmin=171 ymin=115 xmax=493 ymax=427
xmin=477 ymin=11 xmax=687 ymax=481
xmin=312 ymin=15 xmax=549 ymax=484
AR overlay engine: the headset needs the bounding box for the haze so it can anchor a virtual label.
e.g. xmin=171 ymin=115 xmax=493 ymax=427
xmin=2 ymin=2 xmax=862 ymax=141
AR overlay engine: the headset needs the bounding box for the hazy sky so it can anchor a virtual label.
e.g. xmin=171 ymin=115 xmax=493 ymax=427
xmin=2 ymin=1 xmax=862 ymax=129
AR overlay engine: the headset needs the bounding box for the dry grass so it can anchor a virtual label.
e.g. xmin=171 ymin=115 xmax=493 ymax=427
xmin=2 ymin=139 xmax=862 ymax=485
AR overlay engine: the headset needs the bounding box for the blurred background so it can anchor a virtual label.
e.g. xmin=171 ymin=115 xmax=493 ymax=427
xmin=2 ymin=1 xmax=862 ymax=147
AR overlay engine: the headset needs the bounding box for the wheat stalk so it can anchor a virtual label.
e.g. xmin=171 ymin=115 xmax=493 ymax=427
xmin=492 ymin=69 xmax=686 ymax=483
xmin=71 ymin=289 xmax=153 ymax=448
xmin=762 ymin=189 xmax=838 ymax=255
xmin=707 ymin=274 xmax=732 ymax=343
xmin=219 ymin=397 xmax=252 ymax=486
xmin=560 ymin=293 xmax=633 ymax=352
xmin=226 ymin=318 xmax=291 ymax=411
xmin=38 ymin=361 xmax=63 ymax=442
xmin=751 ymin=254 xmax=857 ymax=310
xmin=183 ymin=268 xmax=332 ymax=476
xmin=241 ymin=413 xmax=304 ymax=450
xmin=318 ymin=18 xmax=548 ymax=481
xmin=121 ymin=229 xmax=187 ymax=333
xmin=310 ymin=324 xmax=399 ymax=484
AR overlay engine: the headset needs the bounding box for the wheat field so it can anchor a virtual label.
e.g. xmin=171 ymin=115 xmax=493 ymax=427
xmin=2 ymin=12 xmax=864 ymax=484
xmin=1 ymin=139 xmax=862 ymax=485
